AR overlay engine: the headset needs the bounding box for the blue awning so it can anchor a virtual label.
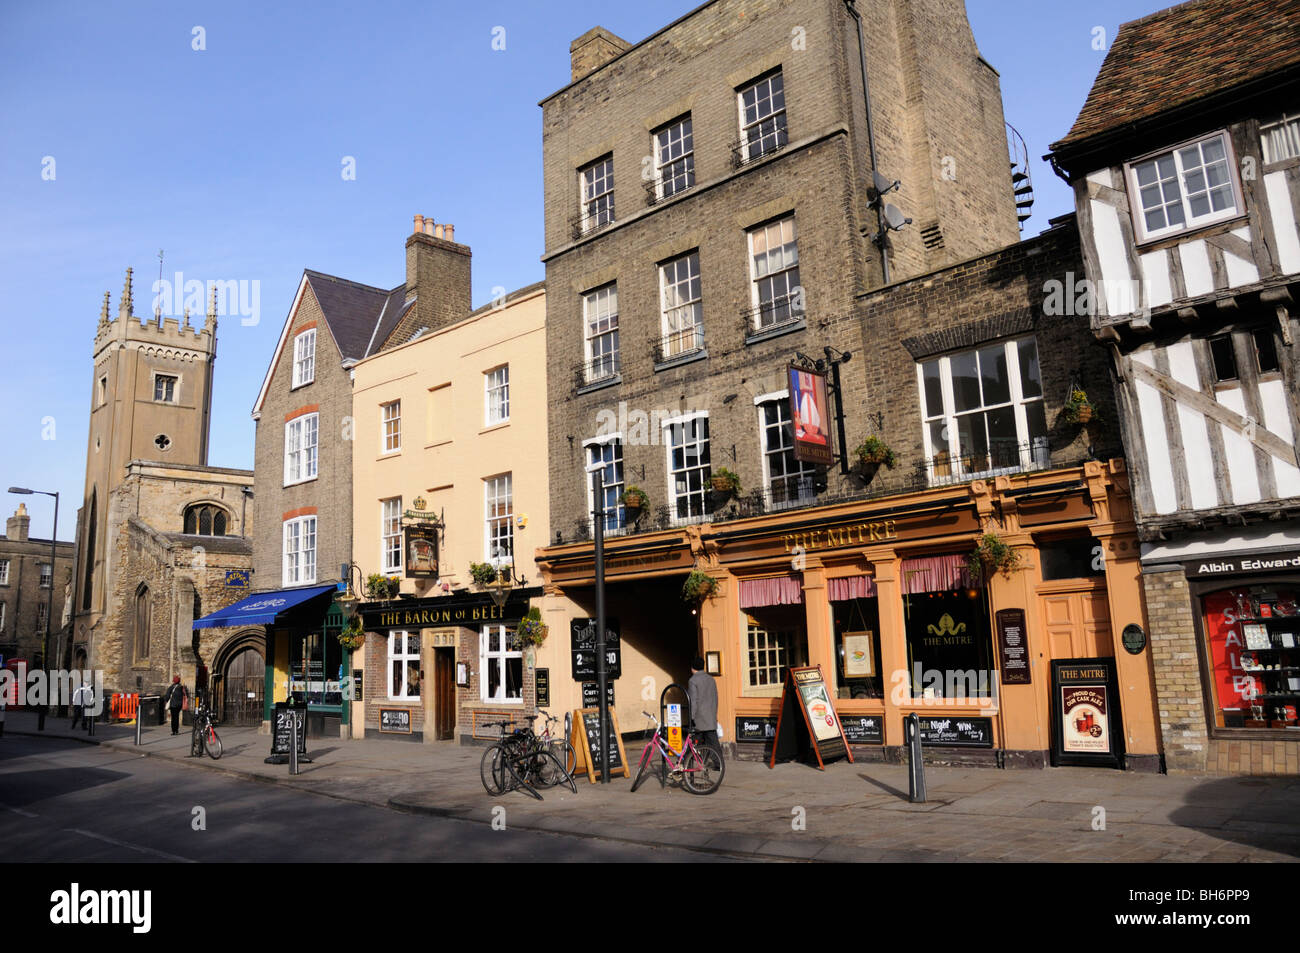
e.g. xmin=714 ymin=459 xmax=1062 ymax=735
xmin=193 ymin=585 xmax=337 ymax=628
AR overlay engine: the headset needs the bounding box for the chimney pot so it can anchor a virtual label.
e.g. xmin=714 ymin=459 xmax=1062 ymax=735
xmin=445 ymin=224 xmax=454 ymax=242
xmin=414 ymin=214 xmax=424 ymax=235
xmin=434 ymin=224 xmax=444 ymax=240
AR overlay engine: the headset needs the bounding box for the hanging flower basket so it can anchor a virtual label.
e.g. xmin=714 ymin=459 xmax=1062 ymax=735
xmin=967 ymin=532 xmax=1022 ymax=581
xmin=854 ymin=436 xmax=897 ymax=470
xmin=517 ymin=608 xmax=548 ymax=648
xmin=681 ymin=569 xmax=718 ymax=605
xmin=620 ymin=486 xmax=649 ymax=515
xmin=710 ymin=467 xmax=741 ymax=495
xmin=1063 ymin=389 xmax=1096 ymax=425
xmin=338 ymin=615 xmax=366 ymax=651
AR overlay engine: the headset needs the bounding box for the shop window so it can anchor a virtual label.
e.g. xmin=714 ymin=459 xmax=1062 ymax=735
xmin=1039 ymin=538 xmax=1105 ymax=581
xmin=742 ymin=604 xmax=807 ymax=697
xmin=481 ymin=623 xmax=522 ymax=703
xmin=289 ymin=626 xmax=343 ymax=706
xmin=388 ymin=631 xmax=422 ymax=701
xmin=901 ymin=556 xmax=993 ymax=699
xmin=1203 ymin=586 xmax=1300 ymax=729
xmin=832 ymin=585 xmax=883 ymax=699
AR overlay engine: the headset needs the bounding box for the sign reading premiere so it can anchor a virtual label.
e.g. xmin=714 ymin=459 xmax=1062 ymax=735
xmin=404 ymin=524 xmax=439 ymax=578
xmin=788 ymin=365 xmax=833 ymax=466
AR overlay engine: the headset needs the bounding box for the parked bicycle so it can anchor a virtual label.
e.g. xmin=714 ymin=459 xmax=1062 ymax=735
xmin=630 ymin=710 xmax=724 ymax=795
xmin=480 ymin=716 xmax=575 ymax=800
xmin=190 ymin=702 xmax=223 ymax=760
xmin=538 ymin=712 xmax=577 ymax=776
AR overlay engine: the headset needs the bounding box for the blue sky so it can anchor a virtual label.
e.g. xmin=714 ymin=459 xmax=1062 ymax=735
xmin=0 ymin=0 xmax=1171 ymax=540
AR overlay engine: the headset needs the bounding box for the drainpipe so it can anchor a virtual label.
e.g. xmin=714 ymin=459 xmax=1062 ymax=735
xmin=845 ymin=0 xmax=890 ymax=284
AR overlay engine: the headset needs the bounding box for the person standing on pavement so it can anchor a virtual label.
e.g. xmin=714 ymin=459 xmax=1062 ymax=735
xmin=163 ymin=675 xmax=188 ymax=735
xmin=0 ymin=677 xmax=7 ymax=739
xmin=687 ymin=656 xmax=719 ymax=753
xmin=70 ymin=679 xmax=88 ymax=730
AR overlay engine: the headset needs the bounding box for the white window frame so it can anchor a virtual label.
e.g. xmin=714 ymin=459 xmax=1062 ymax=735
xmin=387 ymin=631 xmax=421 ymax=701
xmin=659 ymin=251 xmax=703 ymax=358
xmin=743 ymin=616 xmax=796 ymax=697
xmin=579 ymin=155 xmax=615 ymax=231
xmin=484 ymin=365 xmax=510 ymax=426
xmin=381 ymin=400 xmax=401 ymax=454
xmin=756 ymin=392 xmax=817 ymax=508
xmin=39 ymin=562 xmax=52 ymax=589
xmin=282 ymin=516 xmax=317 ymax=586
xmin=737 ymin=70 xmax=787 ymax=162
xmin=152 ymin=372 xmax=178 ymax=404
xmin=662 ymin=411 xmax=711 ymax=519
xmin=584 ymin=433 xmax=626 ymax=533
xmin=1126 ymin=131 xmax=1243 ymax=243
xmin=382 ymin=498 xmax=403 ymax=574
xmin=654 ymin=116 xmax=695 ymax=199
xmin=484 ymin=474 xmax=513 ymax=565
xmin=479 ymin=623 xmax=523 ymax=704
xmin=292 ymin=328 xmax=316 ymax=388
xmin=0 ymin=559 xmax=8 ymax=586
xmin=583 ymin=284 xmax=620 ymax=383
xmin=747 ymin=216 xmax=801 ymax=329
xmin=1261 ymin=111 xmax=1300 ymax=164
xmin=918 ymin=336 xmax=1047 ymax=485
xmin=283 ymin=413 xmax=319 ymax=487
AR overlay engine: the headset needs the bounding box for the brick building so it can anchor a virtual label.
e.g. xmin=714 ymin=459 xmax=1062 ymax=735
xmin=72 ymin=272 xmax=254 ymax=704
xmin=533 ymin=0 xmax=1159 ymax=770
xmin=1047 ymin=0 xmax=1300 ymax=774
xmin=0 ymin=504 xmax=75 ymax=668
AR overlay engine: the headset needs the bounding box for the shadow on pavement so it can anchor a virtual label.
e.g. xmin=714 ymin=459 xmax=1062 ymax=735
xmin=0 ymin=766 xmax=131 ymax=808
xmin=858 ymin=773 xmax=908 ymax=799
xmin=1168 ymin=777 xmax=1300 ymax=857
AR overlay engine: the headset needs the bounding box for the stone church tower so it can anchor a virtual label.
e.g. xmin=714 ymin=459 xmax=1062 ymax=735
xmin=74 ymin=270 xmax=254 ymax=700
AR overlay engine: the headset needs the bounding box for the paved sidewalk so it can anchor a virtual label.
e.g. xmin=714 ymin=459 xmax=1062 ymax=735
xmin=6 ymin=710 xmax=1299 ymax=862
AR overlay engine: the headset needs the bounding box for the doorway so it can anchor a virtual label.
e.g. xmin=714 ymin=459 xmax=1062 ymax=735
xmin=222 ymin=646 xmax=265 ymax=726
xmin=434 ymin=647 xmax=456 ymax=740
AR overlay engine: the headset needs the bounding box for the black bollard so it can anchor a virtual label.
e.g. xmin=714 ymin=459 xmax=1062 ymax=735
xmin=135 ymin=703 xmax=143 ymax=746
xmin=905 ymin=712 xmax=926 ymax=803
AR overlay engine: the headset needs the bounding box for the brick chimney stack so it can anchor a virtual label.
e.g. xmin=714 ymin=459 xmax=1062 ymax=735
xmin=570 ymin=26 xmax=630 ymax=82
xmin=7 ymin=503 xmax=30 ymax=541
xmin=404 ymin=215 xmax=472 ymax=336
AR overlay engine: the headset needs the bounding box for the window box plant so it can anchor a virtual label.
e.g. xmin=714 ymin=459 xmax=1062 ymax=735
xmin=1063 ymin=389 xmax=1095 ymax=425
xmin=968 ymin=532 xmax=1022 ymax=581
xmin=710 ymin=467 xmax=741 ymax=495
xmin=681 ymin=569 xmax=718 ymax=605
xmin=366 ymin=573 xmax=400 ymax=600
xmin=854 ymin=436 xmax=897 ymax=470
xmin=468 ymin=561 xmax=499 ymax=587
xmin=619 ymin=486 xmax=649 ymax=515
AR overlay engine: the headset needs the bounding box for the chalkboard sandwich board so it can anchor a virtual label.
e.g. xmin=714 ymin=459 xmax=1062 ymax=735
xmin=769 ymin=665 xmax=854 ymax=770
xmin=265 ymin=702 xmax=312 ymax=764
xmin=573 ymin=707 xmax=629 ymax=783
xmin=379 ymin=708 xmax=412 ymax=734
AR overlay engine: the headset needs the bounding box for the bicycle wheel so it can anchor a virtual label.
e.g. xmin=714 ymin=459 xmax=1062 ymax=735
xmin=523 ymin=749 xmax=555 ymax=788
xmin=480 ymin=745 xmax=508 ymax=795
xmin=549 ymin=740 xmax=577 ymax=776
xmin=206 ymin=727 xmax=223 ymax=760
xmin=537 ymin=750 xmax=577 ymax=793
xmin=630 ymin=743 xmax=661 ymax=793
xmin=682 ymin=744 xmax=725 ymax=795
xmin=503 ymin=751 xmax=543 ymax=801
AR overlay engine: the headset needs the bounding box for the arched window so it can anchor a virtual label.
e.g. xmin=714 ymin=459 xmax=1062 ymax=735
xmin=134 ymin=584 xmax=151 ymax=661
xmin=184 ymin=504 xmax=230 ymax=537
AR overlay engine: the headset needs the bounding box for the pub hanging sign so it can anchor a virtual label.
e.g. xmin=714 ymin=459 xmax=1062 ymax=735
xmin=788 ymin=364 xmax=834 ymax=466
xmin=404 ymin=524 xmax=439 ymax=578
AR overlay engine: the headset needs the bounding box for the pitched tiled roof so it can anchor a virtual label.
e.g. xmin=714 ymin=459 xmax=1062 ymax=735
xmin=303 ymin=270 xmax=404 ymax=363
xmin=366 ymin=286 xmax=415 ymax=357
xmin=1051 ymin=0 xmax=1300 ymax=155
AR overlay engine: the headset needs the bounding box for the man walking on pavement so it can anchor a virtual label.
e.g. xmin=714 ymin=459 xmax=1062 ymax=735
xmin=687 ymin=656 xmax=720 ymax=753
xmin=70 ymin=678 xmax=90 ymax=730
xmin=163 ymin=675 xmax=188 ymax=735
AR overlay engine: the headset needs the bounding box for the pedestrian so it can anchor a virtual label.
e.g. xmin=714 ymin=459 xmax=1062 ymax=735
xmin=0 ymin=677 xmax=7 ymax=739
xmin=687 ymin=656 xmax=720 ymax=753
xmin=71 ymin=680 xmax=88 ymax=730
xmin=163 ymin=675 xmax=188 ymax=735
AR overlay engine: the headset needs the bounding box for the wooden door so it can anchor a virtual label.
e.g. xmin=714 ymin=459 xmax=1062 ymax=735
xmin=434 ymin=648 xmax=455 ymax=741
xmin=1039 ymin=584 xmax=1113 ymax=660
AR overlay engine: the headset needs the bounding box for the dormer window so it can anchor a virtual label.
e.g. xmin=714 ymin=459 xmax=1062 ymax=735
xmin=1126 ymin=131 xmax=1241 ymax=242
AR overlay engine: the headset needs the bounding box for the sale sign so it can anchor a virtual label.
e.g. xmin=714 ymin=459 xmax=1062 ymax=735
xmin=1203 ymin=590 xmax=1258 ymax=712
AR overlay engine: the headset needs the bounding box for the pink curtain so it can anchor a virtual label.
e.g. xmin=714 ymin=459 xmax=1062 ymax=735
xmin=900 ymin=554 xmax=974 ymax=594
xmin=828 ymin=575 xmax=877 ymax=601
xmin=739 ymin=575 xmax=804 ymax=608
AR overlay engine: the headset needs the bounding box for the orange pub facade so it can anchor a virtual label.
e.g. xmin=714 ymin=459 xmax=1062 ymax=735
xmin=537 ymin=459 xmax=1161 ymax=771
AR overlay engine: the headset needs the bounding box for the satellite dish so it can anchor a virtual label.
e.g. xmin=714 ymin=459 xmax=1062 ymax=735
xmin=872 ymin=171 xmax=899 ymax=196
xmin=883 ymin=204 xmax=911 ymax=230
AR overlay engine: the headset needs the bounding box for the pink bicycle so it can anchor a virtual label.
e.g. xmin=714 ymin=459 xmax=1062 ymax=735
xmin=629 ymin=710 xmax=724 ymax=795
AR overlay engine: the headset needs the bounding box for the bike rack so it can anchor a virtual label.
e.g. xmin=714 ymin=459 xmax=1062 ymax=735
xmin=659 ymin=682 xmax=690 ymax=750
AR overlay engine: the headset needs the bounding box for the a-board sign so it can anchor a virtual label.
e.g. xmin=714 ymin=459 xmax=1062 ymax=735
xmin=995 ymin=608 xmax=1031 ymax=685
xmin=769 ymin=666 xmax=854 ymax=770
xmin=839 ymin=713 xmax=884 ymax=744
xmin=573 ymin=707 xmax=629 ymax=783
xmin=1051 ymin=657 xmax=1124 ymax=768
xmin=581 ymin=681 xmax=614 ymax=708
xmin=915 ymin=715 xmax=993 ymax=748
xmin=379 ymin=708 xmax=412 ymax=734
xmin=735 ymin=715 xmax=778 ymax=743
xmin=535 ymin=668 xmax=550 ymax=708
xmin=570 ymin=618 xmax=621 ymax=680
xmin=265 ymin=702 xmax=310 ymax=764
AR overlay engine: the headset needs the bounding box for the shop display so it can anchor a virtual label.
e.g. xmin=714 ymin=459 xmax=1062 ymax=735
xmin=1205 ymin=586 xmax=1300 ymax=729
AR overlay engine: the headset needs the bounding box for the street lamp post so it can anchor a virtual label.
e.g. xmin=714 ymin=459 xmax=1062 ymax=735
xmin=9 ymin=487 xmax=59 ymax=731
